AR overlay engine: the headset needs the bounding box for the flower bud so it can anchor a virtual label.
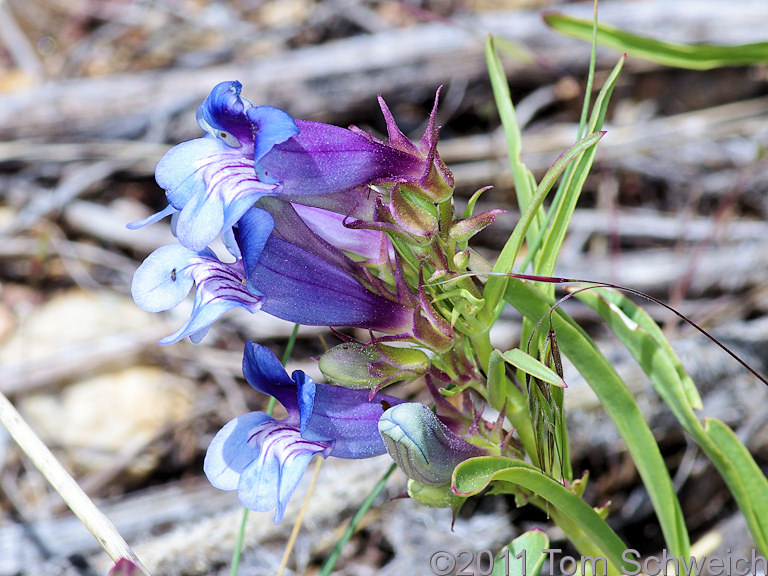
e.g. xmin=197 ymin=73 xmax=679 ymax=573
xmin=449 ymin=209 xmax=505 ymax=244
xmin=390 ymin=183 xmax=439 ymax=237
xmin=318 ymin=342 xmax=380 ymax=389
xmin=378 ymin=403 xmax=486 ymax=486
xmin=453 ymin=249 xmax=470 ymax=270
xmin=319 ymin=342 xmax=430 ymax=390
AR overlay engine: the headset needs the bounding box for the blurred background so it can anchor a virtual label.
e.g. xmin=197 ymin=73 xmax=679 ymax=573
xmin=1 ymin=0 xmax=768 ymax=574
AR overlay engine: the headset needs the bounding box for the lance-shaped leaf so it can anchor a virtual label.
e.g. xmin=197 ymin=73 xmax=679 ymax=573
xmin=576 ymin=286 xmax=768 ymax=553
xmin=482 ymin=130 xmax=605 ymax=326
xmin=453 ymin=457 xmax=628 ymax=575
xmin=501 ymin=348 xmax=566 ymax=389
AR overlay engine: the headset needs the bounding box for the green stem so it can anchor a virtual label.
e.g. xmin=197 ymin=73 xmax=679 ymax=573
xmin=230 ymin=508 xmax=249 ymax=576
xmin=232 ymin=324 xmax=301 ymax=575
xmin=282 ymin=323 xmax=301 ymax=364
xmin=318 ymin=464 xmax=397 ymax=576
xmin=469 ymin=330 xmax=493 ymax=377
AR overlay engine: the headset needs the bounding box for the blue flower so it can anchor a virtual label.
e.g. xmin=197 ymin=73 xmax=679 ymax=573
xmin=131 ymin=204 xmax=413 ymax=344
xmin=204 ymin=341 xmax=403 ymax=523
xmin=131 ymin=207 xmax=273 ymax=344
xmin=240 ymin=202 xmax=412 ymax=330
xmin=130 ymin=80 xmax=425 ymax=252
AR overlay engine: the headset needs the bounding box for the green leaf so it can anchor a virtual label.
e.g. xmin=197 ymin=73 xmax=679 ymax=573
xmin=704 ymin=419 xmax=768 ymax=549
xmin=483 ymin=131 xmax=604 ymax=323
xmin=504 ymin=279 xmax=690 ymax=558
xmin=485 ymin=35 xmax=538 ymax=234
xmin=544 ymin=12 xmax=768 ymax=70
xmin=487 ymin=351 xmax=538 ymax=467
xmin=574 ymin=288 xmax=701 ymax=409
xmin=534 ymin=55 xmax=624 ymax=278
xmin=502 ymin=348 xmax=566 ymax=388
xmin=575 ymin=286 xmax=768 ymax=553
xmin=492 ymin=530 xmax=550 ymax=576
xmin=453 ymin=457 xmax=627 ymax=574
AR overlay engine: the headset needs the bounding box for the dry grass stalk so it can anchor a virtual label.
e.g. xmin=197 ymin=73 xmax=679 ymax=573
xmin=0 ymin=389 xmax=150 ymax=574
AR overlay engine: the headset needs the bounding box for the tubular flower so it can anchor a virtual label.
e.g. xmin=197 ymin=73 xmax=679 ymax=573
xmin=292 ymin=203 xmax=389 ymax=261
xmin=242 ymin=201 xmax=412 ymax=330
xmin=131 ymin=204 xmax=413 ymax=344
xmin=129 ymin=80 xmax=426 ymax=252
xmin=204 ymin=341 xmax=403 ymax=523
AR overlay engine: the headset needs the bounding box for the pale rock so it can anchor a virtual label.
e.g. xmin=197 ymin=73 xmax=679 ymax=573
xmin=19 ymin=366 xmax=194 ymax=475
xmin=0 ymin=289 xmax=155 ymax=366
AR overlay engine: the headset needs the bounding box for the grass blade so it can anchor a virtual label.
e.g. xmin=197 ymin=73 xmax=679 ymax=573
xmin=576 ymin=287 xmax=768 ymax=552
xmin=483 ymin=131 xmax=604 ymax=323
xmin=318 ymin=464 xmax=397 ymax=576
xmin=485 ymin=35 xmax=538 ymax=238
xmin=534 ymin=55 xmax=624 ymax=278
xmin=544 ymin=12 xmax=768 ymax=70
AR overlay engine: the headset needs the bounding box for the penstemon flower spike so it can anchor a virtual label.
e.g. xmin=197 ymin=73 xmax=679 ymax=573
xmin=126 ymin=66 xmax=768 ymax=576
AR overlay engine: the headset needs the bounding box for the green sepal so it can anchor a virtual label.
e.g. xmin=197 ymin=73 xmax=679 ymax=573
xmin=407 ymin=479 xmax=466 ymax=510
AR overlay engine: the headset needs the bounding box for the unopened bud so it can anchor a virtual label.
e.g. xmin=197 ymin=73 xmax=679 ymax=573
xmin=453 ymin=249 xmax=470 ymax=270
xmin=319 ymin=342 xmax=430 ymax=390
xmin=390 ymin=184 xmax=439 ymax=237
xmin=318 ymin=342 xmax=380 ymax=389
xmin=378 ymin=403 xmax=486 ymax=486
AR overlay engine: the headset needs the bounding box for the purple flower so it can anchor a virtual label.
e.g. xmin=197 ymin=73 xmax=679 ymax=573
xmin=204 ymin=341 xmax=403 ymax=522
xmin=241 ymin=202 xmax=411 ymax=330
xmin=130 ymin=80 xmax=425 ymax=252
xmin=131 ymin=208 xmax=273 ymax=344
xmin=131 ymin=204 xmax=413 ymax=344
xmin=375 ymin=89 xmax=454 ymax=201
